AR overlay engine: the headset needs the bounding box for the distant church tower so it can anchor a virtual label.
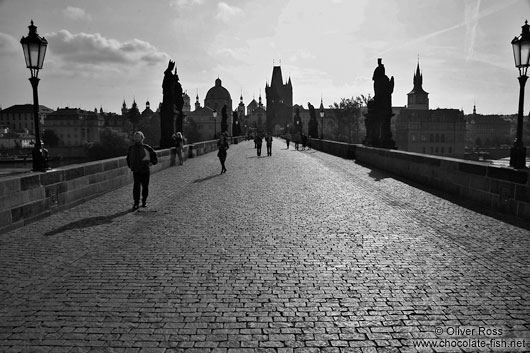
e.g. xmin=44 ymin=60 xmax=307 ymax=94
xmin=121 ymin=100 xmax=128 ymax=116
xmin=265 ymin=65 xmax=292 ymax=132
xmin=238 ymin=93 xmax=245 ymax=118
xmin=407 ymin=61 xmax=429 ymax=110
xmin=195 ymin=92 xmax=201 ymax=111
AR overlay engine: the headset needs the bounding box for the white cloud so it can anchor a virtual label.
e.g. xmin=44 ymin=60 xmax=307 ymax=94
xmin=46 ymin=30 xmax=169 ymax=66
xmin=62 ymin=6 xmax=92 ymax=21
xmin=170 ymin=0 xmax=204 ymax=8
xmin=216 ymin=2 xmax=243 ymax=22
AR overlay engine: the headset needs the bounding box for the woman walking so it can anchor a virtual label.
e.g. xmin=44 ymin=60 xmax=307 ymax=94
xmin=217 ymin=133 xmax=229 ymax=174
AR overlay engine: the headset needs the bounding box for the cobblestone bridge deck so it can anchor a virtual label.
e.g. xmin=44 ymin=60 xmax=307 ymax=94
xmin=1 ymin=140 xmax=529 ymax=353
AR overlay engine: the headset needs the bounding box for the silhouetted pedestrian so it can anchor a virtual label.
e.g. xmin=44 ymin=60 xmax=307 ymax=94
xmin=294 ymin=132 xmax=301 ymax=151
xmin=172 ymin=131 xmax=184 ymax=165
xmin=285 ymin=132 xmax=292 ymax=149
xmin=256 ymin=133 xmax=263 ymax=156
xmin=217 ymin=133 xmax=229 ymax=174
xmin=126 ymin=131 xmax=158 ymax=210
xmin=265 ymin=133 xmax=273 ymax=156
xmin=301 ymin=133 xmax=307 ymax=151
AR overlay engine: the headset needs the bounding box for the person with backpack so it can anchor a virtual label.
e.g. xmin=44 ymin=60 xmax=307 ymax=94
xmin=126 ymin=131 xmax=158 ymax=210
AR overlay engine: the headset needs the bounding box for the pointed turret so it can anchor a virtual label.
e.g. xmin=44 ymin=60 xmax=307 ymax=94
xmin=195 ymin=91 xmax=201 ymax=110
xmin=407 ymin=60 xmax=429 ymax=110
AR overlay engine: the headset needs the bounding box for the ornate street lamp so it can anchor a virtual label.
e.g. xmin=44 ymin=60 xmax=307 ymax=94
xmin=20 ymin=20 xmax=48 ymax=172
xmin=319 ymin=98 xmax=325 ymax=139
xmin=212 ymin=109 xmax=217 ymax=139
xmin=510 ymin=20 xmax=530 ymax=169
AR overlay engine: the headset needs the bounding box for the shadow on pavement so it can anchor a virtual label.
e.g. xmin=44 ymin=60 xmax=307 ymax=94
xmin=368 ymin=169 xmax=389 ymax=181
xmin=44 ymin=209 xmax=132 ymax=236
xmin=192 ymin=174 xmax=220 ymax=183
xmin=357 ymin=161 xmax=530 ymax=231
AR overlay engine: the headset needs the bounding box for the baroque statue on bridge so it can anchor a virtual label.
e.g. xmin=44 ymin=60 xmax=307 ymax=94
xmin=363 ymin=58 xmax=396 ymax=149
xmin=160 ymin=60 xmax=184 ymax=148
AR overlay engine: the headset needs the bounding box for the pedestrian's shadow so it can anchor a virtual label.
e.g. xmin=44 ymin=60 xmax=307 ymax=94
xmin=44 ymin=209 xmax=132 ymax=236
xmin=192 ymin=174 xmax=220 ymax=183
xmin=368 ymin=169 xmax=389 ymax=181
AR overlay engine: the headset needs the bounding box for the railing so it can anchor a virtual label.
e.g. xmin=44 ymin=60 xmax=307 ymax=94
xmin=309 ymin=138 xmax=530 ymax=220
xmin=0 ymin=139 xmax=225 ymax=233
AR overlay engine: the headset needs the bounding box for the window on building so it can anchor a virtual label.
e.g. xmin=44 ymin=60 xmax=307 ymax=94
xmin=441 ymin=147 xmax=444 ymax=154
xmin=441 ymin=134 xmax=445 ymax=143
xmin=449 ymin=147 xmax=452 ymax=154
xmin=430 ymin=134 xmax=434 ymax=142
xmin=435 ymin=134 xmax=440 ymax=142
xmin=435 ymin=147 xmax=439 ymax=154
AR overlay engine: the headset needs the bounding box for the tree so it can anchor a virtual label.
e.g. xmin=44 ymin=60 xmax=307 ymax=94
xmin=87 ymin=128 xmax=130 ymax=161
xmin=42 ymin=129 xmax=60 ymax=147
xmin=331 ymin=97 xmax=363 ymax=143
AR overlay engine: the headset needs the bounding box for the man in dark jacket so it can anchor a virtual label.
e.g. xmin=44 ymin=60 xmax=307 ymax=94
xmin=126 ymin=131 xmax=158 ymax=210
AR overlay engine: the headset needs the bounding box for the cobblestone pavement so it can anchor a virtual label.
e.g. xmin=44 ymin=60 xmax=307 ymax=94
xmin=1 ymin=140 xmax=529 ymax=353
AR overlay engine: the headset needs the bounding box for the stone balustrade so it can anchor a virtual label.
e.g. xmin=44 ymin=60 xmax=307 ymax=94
xmin=310 ymin=139 xmax=530 ymax=219
xmin=0 ymin=139 xmax=220 ymax=233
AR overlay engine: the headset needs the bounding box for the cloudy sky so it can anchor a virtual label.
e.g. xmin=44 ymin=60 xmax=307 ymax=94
xmin=0 ymin=0 xmax=528 ymax=115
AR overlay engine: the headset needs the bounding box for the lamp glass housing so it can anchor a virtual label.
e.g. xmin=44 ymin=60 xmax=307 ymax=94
xmin=20 ymin=21 xmax=48 ymax=70
xmin=512 ymin=21 xmax=530 ymax=70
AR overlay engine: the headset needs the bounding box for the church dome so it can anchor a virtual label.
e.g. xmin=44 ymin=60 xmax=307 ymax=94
xmin=205 ymin=78 xmax=231 ymax=101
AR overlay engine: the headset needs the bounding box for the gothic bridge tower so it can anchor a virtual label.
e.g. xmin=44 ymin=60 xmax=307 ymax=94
xmin=265 ymin=65 xmax=292 ymax=132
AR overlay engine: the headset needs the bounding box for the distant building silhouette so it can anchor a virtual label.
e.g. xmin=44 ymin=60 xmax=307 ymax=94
xmin=205 ymin=78 xmax=232 ymax=114
xmin=265 ymin=65 xmax=292 ymax=133
xmin=186 ymin=77 xmax=233 ymax=139
xmin=0 ymin=104 xmax=54 ymax=134
xmin=46 ymin=107 xmax=105 ymax=147
xmin=246 ymin=94 xmax=266 ymax=131
xmin=396 ymin=61 xmax=466 ymax=157
xmin=465 ymin=104 xmax=512 ymax=147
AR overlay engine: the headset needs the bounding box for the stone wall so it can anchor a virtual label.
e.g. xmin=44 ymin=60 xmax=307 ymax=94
xmin=312 ymin=139 xmax=530 ymax=219
xmin=0 ymin=140 xmax=220 ymax=233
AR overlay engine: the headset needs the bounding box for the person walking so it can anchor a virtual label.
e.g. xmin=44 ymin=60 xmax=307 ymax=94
xmin=126 ymin=131 xmax=158 ymax=210
xmin=285 ymin=131 xmax=292 ymax=149
xmin=217 ymin=133 xmax=229 ymax=174
xmin=301 ymin=133 xmax=307 ymax=151
xmin=255 ymin=133 xmax=263 ymax=157
xmin=172 ymin=131 xmax=184 ymax=165
xmin=265 ymin=132 xmax=273 ymax=156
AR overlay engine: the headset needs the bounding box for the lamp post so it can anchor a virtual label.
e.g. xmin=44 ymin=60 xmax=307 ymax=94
xmin=212 ymin=109 xmax=217 ymax=139
xmin=319 ymin=99 xmax=325 ymax=139
xmin=510 ymin=20 xmax=530 ymax=169
xmin=20 ymin=20 xmax=48 ymax=172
